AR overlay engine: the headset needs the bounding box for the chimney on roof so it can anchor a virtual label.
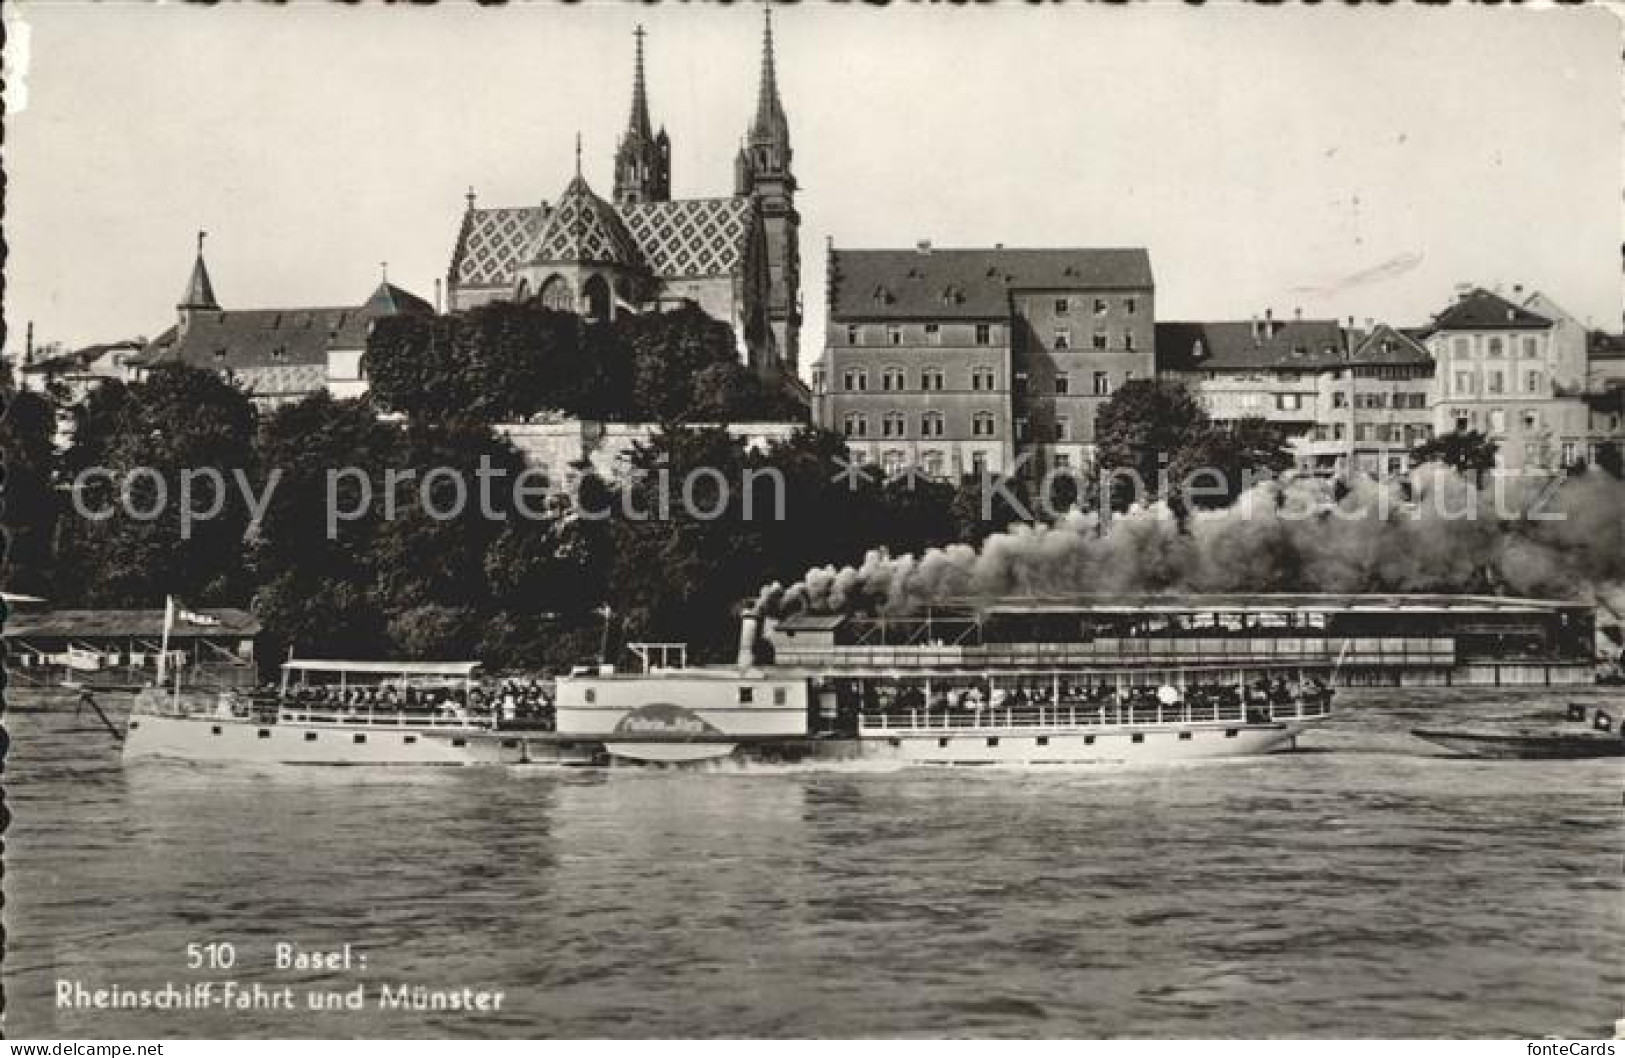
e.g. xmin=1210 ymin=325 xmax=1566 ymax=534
xmin=434 ymin=278 xmax=443 ymax=315
xmin=1293 ymin=306 xmax=1302 ymax=322
xmin=916 ymin=239 xmax=932 ymax=255
xmin=994 ymin=242 xmax=1004 ymax=250
xmin=1364 ymin=317 xmax=1374 ymax=332
xmin=1251 ymin=314 xmax=1262 ymax=341
xmin=25 ymin=320 xmax=34 ymax=365
xmin=1513 ymin=283 xmax=1524 ymax=300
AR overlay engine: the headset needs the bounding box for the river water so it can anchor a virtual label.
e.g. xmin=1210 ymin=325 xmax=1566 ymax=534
xmin=3 ymin=686 xmax=1621 ymax=1039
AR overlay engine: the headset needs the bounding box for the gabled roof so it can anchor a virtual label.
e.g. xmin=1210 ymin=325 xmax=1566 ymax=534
xmin=1430 ymin=288 xmax=1551 ymax=332
xmin=829 ymin=248 xmax=1153 ymax=320
xmin=1348 ymin=323 xmax=1433 ymax=366
xmin=20 ymin=340 xmax=144 ymax=376
xmin=621 ymin=197 xmax=756 ymax=278
xmin=530 ymin=174 xmax=643 ymax=269
xmin=141 ymin=280 xmax=433 ymax=373
xmin=1156 ymin=319 xmax=1348 ymax=372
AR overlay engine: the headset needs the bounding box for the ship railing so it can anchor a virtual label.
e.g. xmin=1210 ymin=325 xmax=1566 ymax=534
xmin=1267 ymin=694 xmax=1334 ymax=722
xmin=274 ymin=708 xmax=491 ymax=730
xmin=858 ymin=701 xmax=1250 ymax=732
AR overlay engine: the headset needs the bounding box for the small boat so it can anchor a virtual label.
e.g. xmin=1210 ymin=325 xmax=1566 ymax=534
xmin=1412 ymin=703 xmax=1625 ymax=760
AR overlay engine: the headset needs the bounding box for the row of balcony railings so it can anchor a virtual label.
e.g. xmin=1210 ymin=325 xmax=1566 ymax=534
xmin=774 ymin=636 xmax=1456 ymax=669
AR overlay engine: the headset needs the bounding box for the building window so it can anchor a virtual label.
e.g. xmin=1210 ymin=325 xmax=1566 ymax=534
xmin=882 ymin=450 xmax=906 ymax=476
xmin=1487 ymin=371 xmax=1505 ymax=395
xmin=1054 ymin=297 xmax=1070 ymax=316
xmin=1453 ymin=337 xmax=1469 ymax=359
xmin=972 ymin=367 xmax=996 ymax=391
xmin=1053 ymin=329 xmax=1071 ymax=350
xmin=846 ymin=324 xmax=860 ymax=346
xmin=843 ymin=368 xmax=867 ymax=392
xmin=1278 ymin=393 xmax=1303 ymax=412
xmin=1525 ymin=370 xmax=1542 ymax=394
xmin=922 ymin=450 xmax=944 ymax=478
xmin=1454 ymin=371 xmax=1473 ymax=395
xmin=1355 ymin=424 xmax=1374 ymax=443
xmin=975 ymin=323 xmax=992 ymax=345
xmin=1523 ymin=336 xmax=1538 ymax=358
xmin=1125 ymin=297 xmax=1137 ymax=316
xmin=886 ymin=325 xmax=902 ymax=346
xmin=1521 ymin=410 xmax=1540 ymax=431
xmin=881 ymin=367 xmax=905 ymax=391
xmin=1093 ymin=298 xmax=1108 ymax=316
xmin=1092 ymin=332 xmax=1108 ymax=351
xmin=1561 ymin=441 xmax=1577 ymax=466
xmin=1054 ymin=373 xmax=1070 ymax=396
xmin=1488 ymin=337 xmax=1504 ymax=358
xmin=1092 ymin=371 xmax=1110 ymax=396
xmin=921 ymin=367 xmax=945 ymax=391
xmin=925 ymin=323 xmax=942 ymax=346
xmin=882 ymin=411 xmax=905 ymax=438
xmin=971 ymin=452 xmax=987 ymax=475
xmin=843 ymin=413 xmax=868 ymax=438
xmin=1332 ymin=390 xmax=1348 ymax=409
xmin=1056 ymin=416 xmax=1071 ymax=442
xmin=1124 ymin=331 xmax=1136 ymax=352
xmin=812 ymin=368 xmax=825 ymax=394
xmin=922 ymin=411 xmax=945 ymax=438
xmin=1489 ymin=409 xmax=1506 ymax=434
xmin=973 ymin=411 xmax=996 ymax=437
xmin=738 ymin=687 xmax=754 ymax=704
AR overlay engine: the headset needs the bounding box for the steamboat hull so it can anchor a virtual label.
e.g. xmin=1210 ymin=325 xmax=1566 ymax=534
xmin=122 ymin=712 xmax=597 ymax=767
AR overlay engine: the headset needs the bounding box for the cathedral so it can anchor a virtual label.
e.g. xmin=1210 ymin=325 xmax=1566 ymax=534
xmin=446 ymin=16 xmax=804 ymax=389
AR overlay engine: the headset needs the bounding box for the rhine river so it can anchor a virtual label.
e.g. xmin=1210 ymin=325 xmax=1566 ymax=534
xmin=4 ymin=687 xmax=1622 ymax=1038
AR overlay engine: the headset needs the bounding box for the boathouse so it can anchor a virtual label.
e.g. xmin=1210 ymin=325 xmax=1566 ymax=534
xmin=4 ymin=607 xmax=260 ymax=689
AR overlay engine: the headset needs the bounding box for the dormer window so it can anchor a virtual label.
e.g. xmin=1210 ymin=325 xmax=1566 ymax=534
xmin=271 ymin=346 xmax=287 ymax=362
xmin=213 ymin=348 xmax=227 ymax=362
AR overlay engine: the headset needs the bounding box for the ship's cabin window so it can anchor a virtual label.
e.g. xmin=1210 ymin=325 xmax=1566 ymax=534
xmin=1036 ymin=736 xmax=1050 ymax=747
xmin=403 ymin=735 xmax=417 ymax=745
xmin=353 ymin=733 xmax=367 ymax=744
xmin=986 ymin=737 xmax=1000 ymax=747
xmin=938 ymin=737 xmax=950 ymax=748
xmin=501 ymin=739 xmax=519 ymax=749
xmin=584 ymin=689 xmax=596 ymax=704
xmin=304 ymin=732 xmax=318 ymax=742
xmin=451 ymin=738 xmax=467 ymax=748
xmin=1179 ymin=731 xmax=1193 ymax=741
xmin=1225 ymin=729 xmax=1239 ymax=738
xmin=738 ymin=687 xmax=755 ymax=704
xmin=258 ymin=729 xmax=272 ymax=739
xmin=773 ymin=688 xmax=787 ymax=705
xmin=1131 ymin=733 xmax=1145 ymax=744
xmin=1084 ymin=735 xmax=1096 ymax=745
xmin=211 ymin=725 xmax=222 ymax=736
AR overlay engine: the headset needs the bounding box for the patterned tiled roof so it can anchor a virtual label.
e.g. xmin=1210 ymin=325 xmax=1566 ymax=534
xmin=622 ymin=197 xmax=754 ymax=278
xmin=451 ymin=206 xmax=549 ymax=288
xmin=531 ymin=175 xmax=643 ymax=268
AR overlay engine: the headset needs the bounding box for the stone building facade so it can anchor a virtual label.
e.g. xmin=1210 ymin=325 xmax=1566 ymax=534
xmin=814 ymin=245 xmax=1154 ymax=479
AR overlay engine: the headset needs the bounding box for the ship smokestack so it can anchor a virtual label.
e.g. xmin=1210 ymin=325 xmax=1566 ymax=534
xmin=736 ymin=611 xmax=761 ymax=668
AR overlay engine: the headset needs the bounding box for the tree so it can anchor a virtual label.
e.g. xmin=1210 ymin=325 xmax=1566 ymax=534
xmin=365 ymin=302 xmax=594 ymax=424
xmin=65 ymin=365 xmax=258 ymax=606
xmin=0 ymin=389 xmax=62 ymax=596
xmin=1093 ymin=380 xmax=1212 ymax=509
xmin=1412 ymin=428 xmax=1499 ymax=480
xmin=250 ymin=392 xmax=406 ymax=660
xmin=1168 ymin=417 xmax=1296 ymax=512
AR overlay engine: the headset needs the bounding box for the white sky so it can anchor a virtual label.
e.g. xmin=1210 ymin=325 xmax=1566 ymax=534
xmin=4 ymin=2 xmax=1621 ymax=373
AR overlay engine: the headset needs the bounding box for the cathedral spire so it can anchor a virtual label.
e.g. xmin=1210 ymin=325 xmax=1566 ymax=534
xmin=750 ymin=7 xmax=789 ymax=149
xmin=628 ymin=24 xmax=653 ymax=143
xmin=613 ymin=24 xmax=671 ymax=205
xmin=178 ymin=230 xmax=219 ymax=312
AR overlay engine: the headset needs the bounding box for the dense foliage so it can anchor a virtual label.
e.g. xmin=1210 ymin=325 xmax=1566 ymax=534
xmin=1410 ymin=427 xmax=1500 ymax=480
